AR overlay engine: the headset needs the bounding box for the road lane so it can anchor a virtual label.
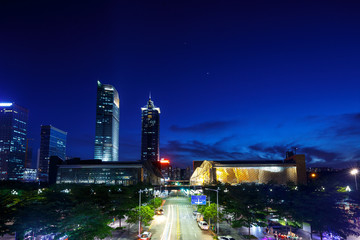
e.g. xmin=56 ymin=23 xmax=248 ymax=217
xmin=178 ymin=196 xmax=213 ymax=240
xmin=148 ymin=190 xmax=213 ymax=240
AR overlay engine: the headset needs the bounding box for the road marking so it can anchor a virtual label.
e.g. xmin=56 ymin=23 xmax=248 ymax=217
xmin=168 ymin=205 xmax=174 ymax=240
xmin=160 ymin=205 xmax=171 ymax=240
xmin=177 ymin=205 xmax=180 ymax=240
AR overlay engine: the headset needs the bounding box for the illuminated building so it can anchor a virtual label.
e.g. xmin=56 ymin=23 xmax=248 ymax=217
xmin=190 ymin=155 xmax=307 ymax=185
xmin=160 ymin=158 xmax=170 ymax=179
xmin=94 ymin=81 xmax=120 ymax=162
xmin=38 ymin=125 xmax=67 ymax=182
xmin=0 ymin=103 xmax=29 ymax=180
xmin=49 ymin=157 xmax=162 ymax=185
xmin=23 ymin=168 xmax=37 ymax=182
xmin=141 ymin=96 xmax=160 ymax=165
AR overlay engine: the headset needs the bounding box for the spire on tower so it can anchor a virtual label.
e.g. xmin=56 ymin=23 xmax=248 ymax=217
xmin=149 ymin=91 xmax=151 ymax=100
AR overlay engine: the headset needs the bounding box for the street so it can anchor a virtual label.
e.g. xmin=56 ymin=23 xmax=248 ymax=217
xmin=147 ymin=190 xmax=213 ymax=240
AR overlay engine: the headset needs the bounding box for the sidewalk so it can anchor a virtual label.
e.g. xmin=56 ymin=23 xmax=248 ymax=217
xmin=218 ymin=222 xmax=246 ymax=240
xmin=103 ymin=222 xmax=139 ymax=240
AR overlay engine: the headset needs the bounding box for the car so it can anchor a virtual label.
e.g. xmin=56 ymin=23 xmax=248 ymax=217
xmin=193 ymin=210 xmax=199 ymax=216
xmin=218 ymin=236 xmax=235 ymax=240
xmin=138 ymin=231 xmax=152 ymax=240
xmin=155 ymin=208 xmax=164 ymax=215
xmin=198 ymin=220 xmax=209 ymax=230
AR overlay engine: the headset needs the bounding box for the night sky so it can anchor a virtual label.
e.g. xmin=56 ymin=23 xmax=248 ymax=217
xmin=0 ymin=1 xmax=359 ymax=168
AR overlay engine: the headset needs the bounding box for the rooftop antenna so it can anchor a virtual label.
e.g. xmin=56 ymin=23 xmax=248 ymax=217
xmin=149 ymin=91 xmax=151 ymax=100
xmin=293 ymin=147 xmax=298 ymax=155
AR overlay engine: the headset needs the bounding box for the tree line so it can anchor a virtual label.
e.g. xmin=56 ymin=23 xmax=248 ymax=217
xmin=201 ymin=183 xmax=360 ymax=240
xmin=0 ymin=182 xmax=162 ymax=240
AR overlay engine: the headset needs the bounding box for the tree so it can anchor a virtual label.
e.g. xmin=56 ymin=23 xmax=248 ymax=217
xmin=270 ymin=185 xmax=360 ymax=240
xmin=0 ymin=189 xmax=17 ymax=236
xmin=224 ymin=184 xmax=267 ymax=237
xmin=58 ymin=202 xmax=113 ymax=240
xmin=9 ymin=188 xmax=69 ymax=239
xmin=150 ymin=197 xmax=163 ymax=209
xmin=204 ymin=203 xmax=223 ymax=228
xmin=126 ymin=205 xmax=154 ymax=227
xmin=294 ymin=190 xmax=359 ymax=240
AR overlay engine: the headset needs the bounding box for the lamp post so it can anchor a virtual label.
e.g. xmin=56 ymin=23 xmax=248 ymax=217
xmin=350 ymin=169 xmax=358 ymax=191
xmin=205 ymin=187 xmax=220 ymax=234
xmin=138 ymin=188 xmax=148 ymax=235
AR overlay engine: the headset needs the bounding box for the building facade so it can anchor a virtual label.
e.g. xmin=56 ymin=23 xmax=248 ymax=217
xmin=190 ymin=155 xmax=307 ymax=186
xmin=94 ymin=81 xmax=120 ymax=162
xmin=50 ymin=157 xmax=162 ymax=185
xmin=0 ymin=103 xmax=29 ymax=180
xmin=141 ymin=97 xmax=160 ymax=164
xmin=38 ymin=125 xmax=67 ymax=182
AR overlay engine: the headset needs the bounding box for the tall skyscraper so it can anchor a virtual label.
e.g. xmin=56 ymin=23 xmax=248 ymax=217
xmin=141 ymin=96 xmax=160 ymax=164
xmin=0 ymin=103 xmax=29 ymax=180
xmin=94 ymin=81 xmax=120 ymax=162
xmin=38 ymin=125 xmax=67 ymax=182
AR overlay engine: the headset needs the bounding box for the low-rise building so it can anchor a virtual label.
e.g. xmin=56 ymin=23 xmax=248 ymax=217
xmin=49 ymin=157 xmax=162 ymax=185
xmin=190 ymin=154 xmax=306 ymax=185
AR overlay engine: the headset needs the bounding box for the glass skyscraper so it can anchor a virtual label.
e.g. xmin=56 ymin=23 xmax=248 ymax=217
xmin=39 ymin=125 xmax=67 ymax=182
xmin=94 ymin=81 xmax=119 ymax=162
xmin=0 ymin=103 xmax=29 ymax=180
xmin=141 ymin=97 xmax=160 ymax=164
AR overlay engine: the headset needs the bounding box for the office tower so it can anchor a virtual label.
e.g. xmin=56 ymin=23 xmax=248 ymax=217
xmin=141 ymin=96 xmax=160 ymax=164
xmin=38 ymin=125 xmax=67 ymax=182
xmin=94 ymin=81 xmax=120 ymax=162
xmin=0 ymin=103 xmax=29 ymax=180
xmin=25 ymin=138 xmax=33 ymax=168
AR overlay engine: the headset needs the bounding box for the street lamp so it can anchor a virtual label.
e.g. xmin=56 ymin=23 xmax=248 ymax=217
xmin=205 ymin=187 xmax=220 ymax=234
xmin=350 ymin=169 xmax=358 ymax=191
xmin=138 ymin=188 xmax=148 ymax=235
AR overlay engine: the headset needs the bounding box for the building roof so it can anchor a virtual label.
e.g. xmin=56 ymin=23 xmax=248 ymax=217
xmin=212 ymin=160 xmax=296 ymax=167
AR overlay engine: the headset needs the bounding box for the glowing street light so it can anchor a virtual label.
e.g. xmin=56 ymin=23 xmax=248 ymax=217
xmin=205 ymin=187 xmax=220 ymax=234
xmin=350 ymin=169 xmax=358 ymax=191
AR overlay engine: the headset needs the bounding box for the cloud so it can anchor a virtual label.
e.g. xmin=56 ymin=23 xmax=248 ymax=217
xmin=162 ymin=113 xmax=360 ymax=167
xmin=304 ymin=112 xmax=360 ymax=138
xmin=161 ymin=138 xmax=247 ymax=167
xmin=169 ymin=120 xmax=239 ymax=133
xmin=301 ymin=146 xmax=340 ymax=163
xmin=249 ymin=143 xmax=342 ymax=164
xmin=249 ymin=143 xmax=290 ymax=156
xmin=332 ymin=113 xmax=360 ymax=137
xmin=162 ymin=137 xmax=357 ymax=168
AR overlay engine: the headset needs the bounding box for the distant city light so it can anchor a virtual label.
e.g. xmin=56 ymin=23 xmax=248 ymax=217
xmin=160 ymin=158 xmax=170 ymax=164
xmin=311 ymin=173 xmax=317 ymax=178
xmin=0 ymin=103 xmax=12 ymax=107
xmin=350 ymin=168 xmax=358 ymax=191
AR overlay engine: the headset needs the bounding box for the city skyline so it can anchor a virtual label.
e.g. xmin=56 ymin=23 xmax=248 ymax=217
xmin=0 ymin=1 xmax=359 ymax=168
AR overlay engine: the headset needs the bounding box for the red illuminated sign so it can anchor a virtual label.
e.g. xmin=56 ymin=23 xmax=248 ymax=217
xmin=160 ymin=158 xmax=170 ymax=164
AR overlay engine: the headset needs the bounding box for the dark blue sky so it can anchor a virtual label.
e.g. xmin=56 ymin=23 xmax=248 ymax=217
xmin=0 ymin=0 xmax=359 ymax=168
